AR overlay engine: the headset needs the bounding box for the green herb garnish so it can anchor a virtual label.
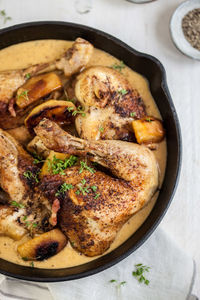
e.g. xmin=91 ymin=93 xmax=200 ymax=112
xmin=130 ymin=112 xmax=136 ymax=117
xmin=0 ymin=10 xmax=12 ymax=24
xmin=79 ymin=161 xmax=96 ymax=174
xmin=32 ymin=223 xmax=38 ymax=228
xmin=33 ymin=153 xmax=44 ymax=164
xmin=48 ymin=155 xmax=78 ymax=175
xmin=91 ymin=185 xmax=97 ymax=192
xmin=23 ymin=171 xmax=39 ymax=183
xmin=109 ymin=279 xmax=117 ymax=283
xmin=72 ymin=106 xmax=86 ymax=117
xmin=55 ymin=183 xmax=74 ymax=196
xmin=118 ymin=89 xmax=128 ymax=96
xmin=25 ymin=73 xmax=31 ymax=79
xmin=109 ymin=279 xmax=127 ymax=288
xmin=111 ymin=61 xmax=125 ymax=72
xmin=76 ymin=179 xmax=90 ymax=196
xmin=17 ymin=90 xmax=29 ymax=101
xmin=22 ymin=257 xmax=28 ymax=261
xmin=67 ymin=106 xmax=74 ymax=112
xmin=94 ymin=193 xmax=100 ymax=199
xmin=30 ymin=261 xmax=34 ymax=268
xmin=146 ymin=117 xmax=152 ymax=123
xmin=132 ymin=264 xmax=150 ymax=285
xmin=11 ymin=201 xmax=25 ymax=208
xmin=99 ymin=126 xmax=104 ymax=132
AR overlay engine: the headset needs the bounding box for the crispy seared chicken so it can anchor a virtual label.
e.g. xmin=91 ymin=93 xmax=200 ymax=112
xmin=0 ymin=38 xmax=93 ymax=129
xmin=75 ymin=66 xmax=146 ymax=141
xmin=0 ymin=129 xmax=52 ymax=237
xmin=35 ymin=119 xmax=158 ymax=256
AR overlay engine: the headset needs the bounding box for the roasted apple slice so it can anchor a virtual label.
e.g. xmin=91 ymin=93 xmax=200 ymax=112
xmin=132 ymin=117 xmax=165 ymax=145
xmin=17 ymin=229 xmax=67 ymax=261
xmin=25 ymin=100 xmax=76 ymax=134
xmin=16 ymin=72 xmax=62 ymax=108
xmin=40 ymin=151 xmax=71 ymax=178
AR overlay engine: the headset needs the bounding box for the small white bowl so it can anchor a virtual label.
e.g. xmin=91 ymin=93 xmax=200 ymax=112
xmin=170 ymin=0 xmax=200 ymax=60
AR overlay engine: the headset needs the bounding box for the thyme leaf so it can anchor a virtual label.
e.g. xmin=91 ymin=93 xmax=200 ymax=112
xmin=48 ymin=155 xmax=78 ymax=175
xmin=55 ymin=183 xmax=74 ymax=196
xmin=111 ymin=61 xmax=125 ymax=72
xmin=79 ymin=161 xmax=96 ymax=174
xmin=132 ymin=264 xmax=150 ymax=285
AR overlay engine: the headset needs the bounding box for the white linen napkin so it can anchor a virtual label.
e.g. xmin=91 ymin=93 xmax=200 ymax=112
xmin=0 ymin=228 xmax=196 ymax=300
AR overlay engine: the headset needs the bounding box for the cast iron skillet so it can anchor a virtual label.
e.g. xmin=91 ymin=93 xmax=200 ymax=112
xmin=0 ymin=21 xmax=181 ymax=282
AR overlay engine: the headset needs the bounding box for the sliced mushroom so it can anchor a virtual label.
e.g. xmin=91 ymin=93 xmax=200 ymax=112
xmin=25 ymin=100 xmax=76 ymax=134
xmin=17 ymin=228 xmax=67 ymax=261
xmin=16 ymin=72 xmax=62 ymax=109
xmin=132 ymin=117 xmax=165 ymax=145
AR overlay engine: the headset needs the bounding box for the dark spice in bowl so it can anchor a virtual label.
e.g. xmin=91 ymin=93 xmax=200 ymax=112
xmin=182 ymin=8 xmax=200 ymax=51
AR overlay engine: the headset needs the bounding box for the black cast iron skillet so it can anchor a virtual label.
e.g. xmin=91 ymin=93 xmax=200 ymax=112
xmin=0 ymin=21 xmax=182 ymax=282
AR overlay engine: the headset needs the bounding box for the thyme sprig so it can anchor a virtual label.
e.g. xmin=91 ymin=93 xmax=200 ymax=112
xmin=111 ymin=61 xmax=125 ymax=73
xmin=79 ymin=161 xmax=96 ymax=174
xmin=132 ymin=264 xmax=150 ymax=285
xmin=0 ymin=10 xmax=12 ymax=24
xmin=17 ymin=90 xmax=29 ymax=101
xmin=55 ymin=183 xmax=74 ymax=196
xmin=48 ymin=155 xmax=78 ymax=175
xmin=23 ymin=171 xmax=39 ymax=183
xmin=72 ymin=106 xmax=86 ymax=117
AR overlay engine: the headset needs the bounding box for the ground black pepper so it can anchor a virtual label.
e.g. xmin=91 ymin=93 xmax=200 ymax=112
xmin=182 ymin=8 xmax=200 ymax=51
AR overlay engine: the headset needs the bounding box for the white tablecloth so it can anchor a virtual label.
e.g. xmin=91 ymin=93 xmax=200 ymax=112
xmin=0 ymin=0 xmax=199 ymax=297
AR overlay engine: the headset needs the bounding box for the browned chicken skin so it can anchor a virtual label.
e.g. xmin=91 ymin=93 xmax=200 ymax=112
xmin=75 ymin=66 xmax=146 ymax=141
xmin=0 ymin=129 xmax=52 ymax=235
xmin=35 ymin=119 xmax=158 ymax=256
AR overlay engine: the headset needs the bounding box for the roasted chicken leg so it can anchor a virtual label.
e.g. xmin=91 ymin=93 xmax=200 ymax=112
xmin=0 ymin=129 xmax=52 ymax=235
xmin=35 ymin=119 xmax=158 ymax=256
xmin=75 ymin=66 xmax=146 ymax=141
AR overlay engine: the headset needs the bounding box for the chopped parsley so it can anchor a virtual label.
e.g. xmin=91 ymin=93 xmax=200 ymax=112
xmin=118 ymin=89 xmax=128 ymax=96
xmin=48 ymin=155 xmax=78 ymax=175
xmin=23 ymin=171 xmax=39 ymax=183
xmin=111 ymin=61 xmax=125 ymax=72
xmin=79 ymin=161 xmax=96 ymax=174
xmin=99 ymin=126 xmax=104 ymax=133
xmin=72 ymin=106 xmax=86 ymax=117
xmin=130 ymin=112 xmax=136 ymax=118
xmin=0 ymin=10 xmax=12 ymax=24
xmin=55 ymin=183 xmax=74 ymax=196
xmin=11 ymin=201 xmax=25 ymax=209
xmin=17 ymin=90 xmax=29 ymax=101
xmin=25 ymin=73 xmax=31 ymax=79
xmin=132 ymin=264 xmax=150 ymax=285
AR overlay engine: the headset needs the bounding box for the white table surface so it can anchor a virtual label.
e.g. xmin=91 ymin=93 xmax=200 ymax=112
xmin=0 ymin=0 xmax=199 ymax=297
